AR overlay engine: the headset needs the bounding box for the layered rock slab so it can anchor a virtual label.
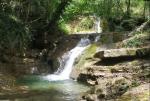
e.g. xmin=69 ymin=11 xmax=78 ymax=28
xmin=94 ymin=47 xmax=150 ymax=59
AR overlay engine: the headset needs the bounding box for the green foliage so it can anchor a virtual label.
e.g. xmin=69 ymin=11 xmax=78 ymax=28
xmin=79 ymin=17 xmax=93 ymax=29
xmin=0 ymin=13 xmax=30 ymax=52
xmin=62 ymin=0 xmax=148 ymax=21
xmin=121 ymin=19 xmax=137 ymax=31
xmin=101 ymin=18 xmax=109 ymax=32
xmin=0 ymin=0 xmax=64 ymax=53
xmin=124 ymin=37 xmax=144 ymax=48
xmin=126 ymin=38 xmax=145 ymax=48
xmin=123 ymin=31 xmax=149 ymax=48
xmin=0 ymin=0 xmax=149 ymax=52
xmin=58 ymin=19 xmax=70 ymax=34
xmin=62 ymin=0 xmax=92 ymax=21
xmin=60 ymin=0 xmax=150 ymax=33
xmin=76 ymin=17 xmax=94 ymax=32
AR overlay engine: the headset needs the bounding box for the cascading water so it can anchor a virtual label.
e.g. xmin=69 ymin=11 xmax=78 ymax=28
xmin=44 ymin=38 xmax=91 ymax=81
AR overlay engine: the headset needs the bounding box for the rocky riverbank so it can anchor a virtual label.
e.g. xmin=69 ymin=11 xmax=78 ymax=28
xmin=71 ymin=32 xmax=150 ymax=101
xmin=0 ymin=30 xmax=149 ymax=100
xmin=76 ymin=48 xmax=150 ymax=101
xmin=78 ymin=57 xmax=149 ymax=101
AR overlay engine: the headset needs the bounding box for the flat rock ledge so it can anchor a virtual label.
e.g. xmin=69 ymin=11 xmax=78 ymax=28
xmin=94 ymin=47 xmax=150 ymax=59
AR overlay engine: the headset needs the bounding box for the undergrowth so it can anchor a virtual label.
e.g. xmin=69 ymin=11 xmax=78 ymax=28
xmin=123 ymin=31 xmax=149 ymax=48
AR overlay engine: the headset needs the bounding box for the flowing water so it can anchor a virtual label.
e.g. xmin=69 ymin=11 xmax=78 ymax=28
xmin=44 ymin=38 xmax=91 ymax=81
xmin=1 ymin=38 xmax=92 ymax=101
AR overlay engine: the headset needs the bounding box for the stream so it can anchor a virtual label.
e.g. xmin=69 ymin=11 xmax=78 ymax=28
xmin=0 ymin=38 xmax=92 ymax=101
xmin=44 ymin=38 xmax=90 ymax=81
xmin=15 ymin=76 xmax=90 ymax=101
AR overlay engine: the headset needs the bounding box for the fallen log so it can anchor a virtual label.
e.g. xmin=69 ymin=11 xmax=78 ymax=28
xmin=128 ymin=20 xmax=150 ymax=36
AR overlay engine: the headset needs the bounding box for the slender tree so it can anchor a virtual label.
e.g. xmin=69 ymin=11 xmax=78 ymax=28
xmin=143 ymin=0 xmax=150 ymax=19
xmin=44 ymin=0 xmax=72 ymax=32
xmin=126 ymin=0 xmax=131 ymax=18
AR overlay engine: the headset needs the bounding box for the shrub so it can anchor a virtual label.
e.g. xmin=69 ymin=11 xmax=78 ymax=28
xmin=124 ymin=37 xmax=144 ymax=47
xmin=121 ymin=19 xmax=137 ymax=31
xmin=0 ymin=13 xmax=31 ymax=53
xmin=77 ymin=17 xmax=94 ymax=31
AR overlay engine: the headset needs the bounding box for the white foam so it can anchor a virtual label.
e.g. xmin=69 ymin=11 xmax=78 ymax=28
xmin=44 ymin=38 xmax=90 ymax=81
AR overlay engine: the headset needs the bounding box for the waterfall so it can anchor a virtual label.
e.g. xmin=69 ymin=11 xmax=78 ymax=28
xmin=44 ymin=38 xmax=91 ymax=81
xmin=94 ymin=16 xmax=102 ymax=33
xmin=97 ymin=17 xmax=102 ymax=33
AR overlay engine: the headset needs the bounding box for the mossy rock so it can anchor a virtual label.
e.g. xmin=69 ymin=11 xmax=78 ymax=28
xmin=74 ymin=44 xmax=97 ymax=69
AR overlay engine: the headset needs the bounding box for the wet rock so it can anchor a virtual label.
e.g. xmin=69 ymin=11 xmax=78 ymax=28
xmin=85 ymin=94 xmax=97 ymax=101
xmin=77 ymin=73 xmax=98 ymax=85
xmin=70 ymin=68 xmax=80 ymax=80
xmin=47 ymin=58 xmax=60 ymax=73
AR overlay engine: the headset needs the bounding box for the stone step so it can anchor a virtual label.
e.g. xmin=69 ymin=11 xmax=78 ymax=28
xmin=80 ymin=71 xmax=135 ymax=78
xmin=87 ymin=65 xmax=135 ymax=73
xmin=78 ymin=72 xmax=135 ymax=85
xmin=94 ymin=47 xmax=150 ymax=59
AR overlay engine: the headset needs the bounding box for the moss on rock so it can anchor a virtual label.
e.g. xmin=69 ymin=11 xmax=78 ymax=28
xmin=74 ymin=44 xmax=97 ymax=69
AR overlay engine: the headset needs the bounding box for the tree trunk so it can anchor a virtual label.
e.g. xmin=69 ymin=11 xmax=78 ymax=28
xmin=44 ymin=0 xmax=72 ymax=32
xmin=128 ymin=20 xmax=150 ymax=36
xmin=144 ymin=0 xmax=150 ymax=19
xmin=32 ymin=0 xmax=72 ymax=49
xmin=143 ymin=0 xmax=146 ymax=18
xmin=147 ymin=0 xmax=150 ymax=19
xmin=126 ymin=0 xmax=131 ymax=18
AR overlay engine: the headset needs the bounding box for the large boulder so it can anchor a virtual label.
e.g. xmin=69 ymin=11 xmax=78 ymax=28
xmin=82 ymin=77 xmax=131 ymax=101
xmin=117 ymin=83 xmax=150 ymax=101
